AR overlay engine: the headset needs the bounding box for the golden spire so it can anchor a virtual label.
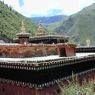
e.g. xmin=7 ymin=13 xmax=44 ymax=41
xmin=16 ymin=20 xmax=30 ymax=37
xmin=36 ymin=23 xmax=45 ymax=36
xmin=21 ymin=20 xmax=26 ymax=32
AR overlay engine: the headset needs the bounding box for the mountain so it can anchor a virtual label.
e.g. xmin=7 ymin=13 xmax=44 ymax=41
xmin=52 ymin=3 xmax=95 ymax=46
xmin=46 ymin=21 xmax=63 ymax=35
xmin=0 ymin=1 xmax=37 ymax=42
xmin=31 ymin=15 xmax=67 ymax=26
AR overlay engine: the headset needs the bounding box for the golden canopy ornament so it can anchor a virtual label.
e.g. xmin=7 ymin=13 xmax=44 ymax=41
xmin=36 ymin=23 xmax=45 ymax=36
xmin=21 ymin=20 xmax=26 ymax=32
xmin=16 ymin=20 xmax=30 ymax=37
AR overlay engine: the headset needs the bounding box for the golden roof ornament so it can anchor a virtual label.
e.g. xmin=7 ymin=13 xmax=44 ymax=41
xmin=36 ymin=23 xmax=45 ymax=36
xmin=17 ymin=20 xmax=30 ymax=37
xmin=21 ymin=20 xmax=26 ymax=32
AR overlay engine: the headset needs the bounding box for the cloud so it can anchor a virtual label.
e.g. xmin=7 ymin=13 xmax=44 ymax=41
xmin=1 ymin=0 xmax=94 ymax=17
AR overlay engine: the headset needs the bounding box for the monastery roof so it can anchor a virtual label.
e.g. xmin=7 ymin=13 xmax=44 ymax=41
xmin=30 ymin=35 xmax=69 ymax=39
xmin=0 ymin=53 xmax=94 ymax=63
xmin=0 ymin=43 xmax=21 ymax=46
xmin=0 ymin=43 xmax=76 ymax=47
xmin=16 ymin=32 xmax=30 ymax=36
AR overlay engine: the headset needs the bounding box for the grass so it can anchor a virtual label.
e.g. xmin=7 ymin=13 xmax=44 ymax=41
xmin=58 ymin=80 xmax=95 ymax=95
xmin=57 ymin=74 xmax=95 ymax=95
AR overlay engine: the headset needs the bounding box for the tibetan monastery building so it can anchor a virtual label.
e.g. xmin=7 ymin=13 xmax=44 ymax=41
xmin=0 ymin=22 xmax=76 ymax=58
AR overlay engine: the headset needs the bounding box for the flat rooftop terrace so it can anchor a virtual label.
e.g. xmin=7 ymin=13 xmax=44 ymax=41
xmin=0 ymin=53 xmax=94 ymax=63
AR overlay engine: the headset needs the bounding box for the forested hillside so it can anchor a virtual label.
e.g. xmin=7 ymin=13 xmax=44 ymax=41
xmin=0 ymin=1 xmax=37 ymax=41
xmin=50 ymin=4 xmax=95 ymax=45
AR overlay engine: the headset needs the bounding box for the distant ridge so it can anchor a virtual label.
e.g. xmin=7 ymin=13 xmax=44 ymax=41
xmin=31 ymin=15 xmax=67 ymax=26
xmin=0 ymin=1 xmax=37 ymax=42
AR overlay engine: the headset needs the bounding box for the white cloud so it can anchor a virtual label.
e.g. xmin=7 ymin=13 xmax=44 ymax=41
xmin=1 ymin=0 xmax=94 ymax=17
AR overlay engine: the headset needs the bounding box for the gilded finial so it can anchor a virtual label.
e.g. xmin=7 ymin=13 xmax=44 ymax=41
xmin=36 ymin=23 xmax=45 ymax=36
xmin=21 ymin=20 xmax=26 ymax=32
xmin=16 ymin=20 xmax=30 ymax=37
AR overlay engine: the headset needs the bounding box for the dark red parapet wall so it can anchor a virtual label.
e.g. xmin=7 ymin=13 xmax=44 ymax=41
xmin=0 ymin=83 xmax=36 ymax=95
xmin=0 ymin=43 xmax=76 ymax=58
xmin=57 ymin=43 xmax=76 ymax=57
xmin=0 ymin=69 xmax=95 ymax=95
xmin=0 ymin=82 xmax=59 ymax=95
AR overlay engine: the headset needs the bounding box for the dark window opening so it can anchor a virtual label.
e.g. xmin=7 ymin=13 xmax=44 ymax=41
xmin=2 ymin=88 xmax=5 ymax=92
xmin=60 ymin=48 xmax=66 ymax=57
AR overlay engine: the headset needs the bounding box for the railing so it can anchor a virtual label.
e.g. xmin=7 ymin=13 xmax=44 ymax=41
xmin=76 ymin=47 xmax=95 ymax=52
xmin=0 ymin=54 xmax=95 ymax=70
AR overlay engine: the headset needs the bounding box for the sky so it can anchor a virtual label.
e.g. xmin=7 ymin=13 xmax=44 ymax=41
xmin=0 ymin=0 xmax=95 ymax=17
